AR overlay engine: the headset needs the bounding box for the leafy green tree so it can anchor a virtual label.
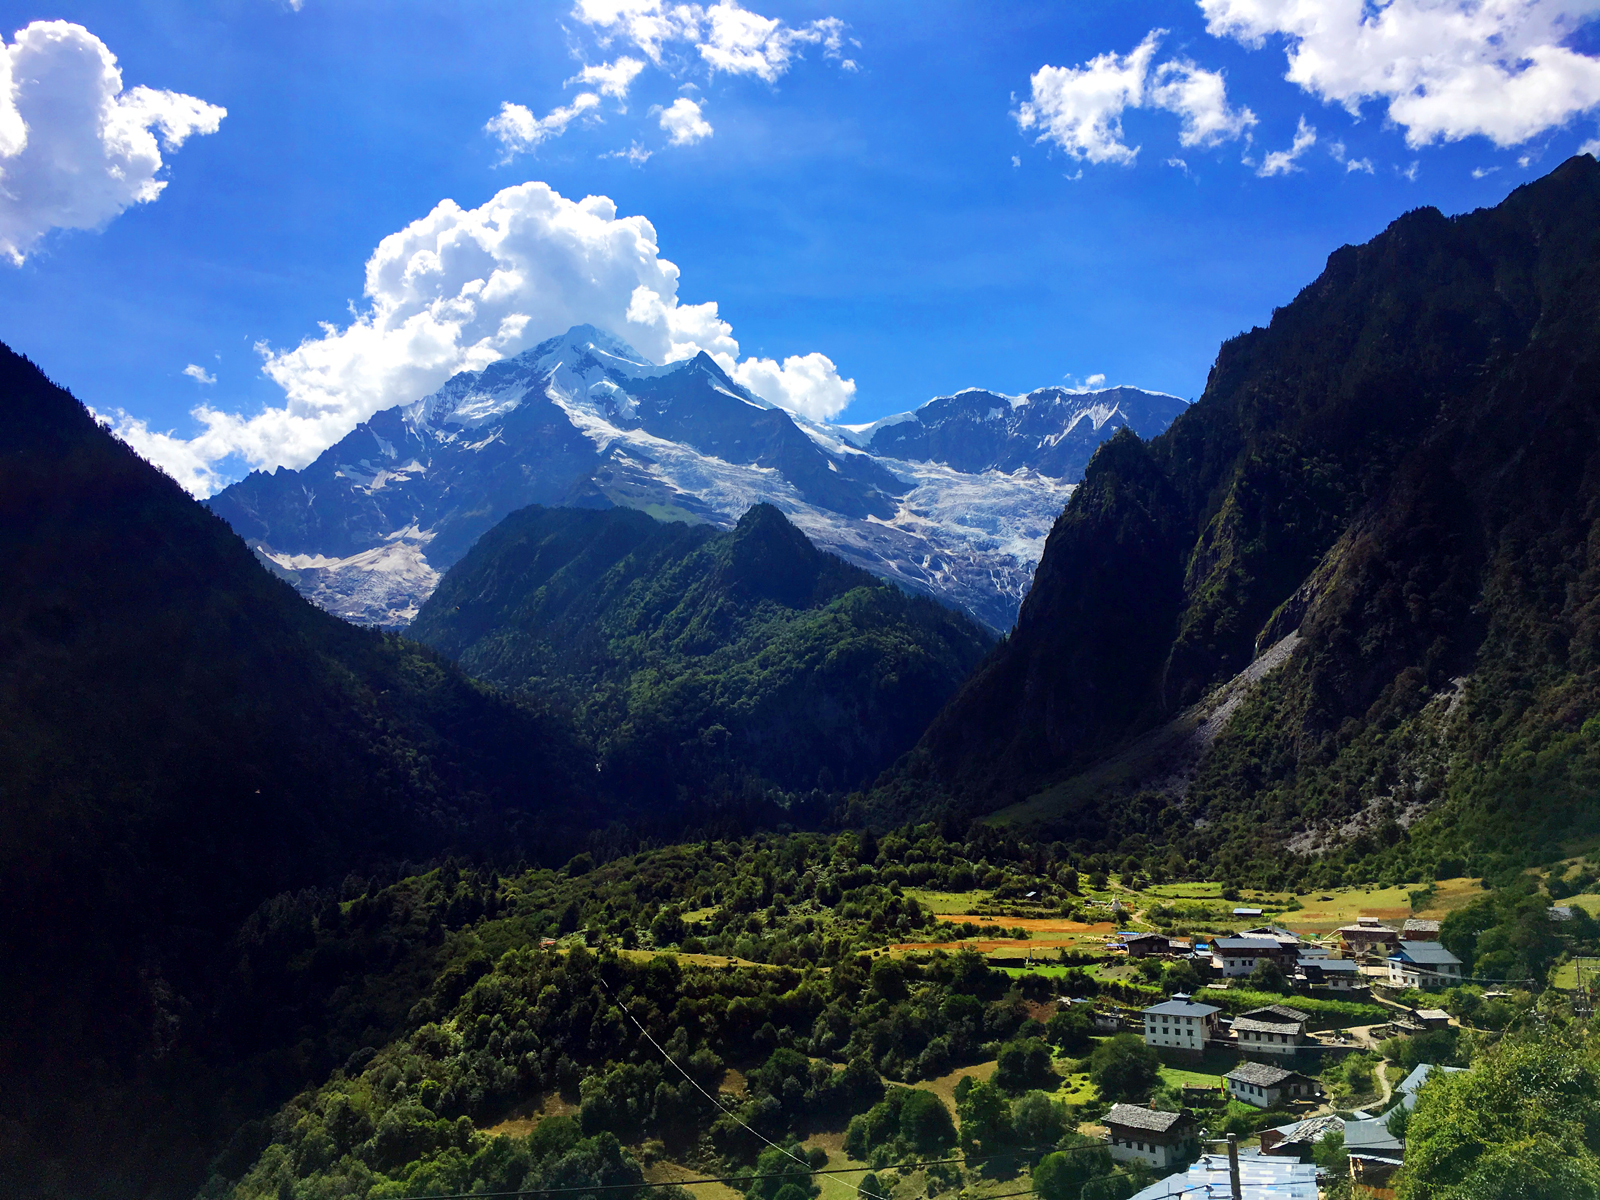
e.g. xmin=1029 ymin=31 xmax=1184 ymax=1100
xmin=1032 ymin=1134 xmax=1114 ymax=1200
xmin=746 ymin=1145 xmax=818 ymax=1200
xmin=1046 ymin=1006 xmax=1093 ymax=1053
xmin=899 ymin=1090 xmax=957 ymax=1154
xmin=651 ymin=904 xmax=685 ymax=945
xmin=1399 ymin=1035 xmax=1600 ymax=1200
xmin=955 ymin=1078 xmax=1013 ymax=1155
xmin=1162 ymin=960 xmax=1202 ymax=993
xmin=1313 ymin=1130 xmax=1348 ymax=1179
xmin=1247 ymin=958 xmax=1291 ymax=993
xmin=994 ymin=1038 xmax=1056 ymax=1093
xmin=1011 ymin=1091 xmax=1065 ymax=1149
xmin=1088 ymin=1034 xmax=1160 ymax=1104
xmin=871 ymin=959 xmax=909 ymax=1003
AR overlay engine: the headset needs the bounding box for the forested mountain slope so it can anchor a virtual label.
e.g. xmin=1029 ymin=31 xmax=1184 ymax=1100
xmin=874 ymin=155 xmax=1600 ymax=887
xmin=0 ymin=345 xmax=601 ymax=1199
xmin=411 ymin=503 xmax=992 ymax=798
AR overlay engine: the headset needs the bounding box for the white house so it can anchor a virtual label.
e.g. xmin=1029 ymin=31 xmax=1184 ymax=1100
xmin=1224 ymin=1062 xmax=1320 ymax=1108
xmin=1339 ymin=918 xmax=1399 ymax=959
xmin=1211 ymin=937 xmax=1285 ymax=977
xmin=1386 ymin=941 xmax=1463 ymax=988
xmin=1141 ymin=997 xmax=1220 ymax=1054
xmin=1233 ymin=1004 xmax=1310 ymax=1057
xmin=1297 ymin=956 xmax=1362 ymax=991
xmin=1103 ymin=1104 xmax=1199 ymax=1170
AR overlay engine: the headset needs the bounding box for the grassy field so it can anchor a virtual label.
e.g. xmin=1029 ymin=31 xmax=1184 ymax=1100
xmin=1143 ymin=881 xmax=1228 ymax=900
xmin=1284 ymin=877 xmax=1484 ymax=933
xmin=1158 ymin=1049 xmax=1241 ymax=1094
xmin=906 ymin=889 xmax=996 ymax=914
xmin=890 ymin=876 xmax=1491 ymax=974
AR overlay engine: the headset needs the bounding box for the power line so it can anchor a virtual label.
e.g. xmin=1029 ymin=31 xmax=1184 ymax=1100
xmin=391 ymin=1162 xmax=1139 ymax=1200
xmin=598 ymin=974 xmax=892 ymax=1200
xmin=395 ymin=972 xmax=1125 ymax=1200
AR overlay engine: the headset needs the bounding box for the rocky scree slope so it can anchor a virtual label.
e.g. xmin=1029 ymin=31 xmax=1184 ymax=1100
xmin=873 ymin=155 xmax=1600 ymax=883
xmin=410 ymin=502 xmax=993 ymax=798
xmin=207 ymin=327 xmax=1184 ymax=633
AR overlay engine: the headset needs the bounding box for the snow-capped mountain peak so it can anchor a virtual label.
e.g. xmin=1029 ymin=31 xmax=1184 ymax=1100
xmin=208 ymin=323 xmax=1188 ymax=632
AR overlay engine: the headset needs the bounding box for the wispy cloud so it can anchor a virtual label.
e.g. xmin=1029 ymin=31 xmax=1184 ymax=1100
xmin=1258 ymin=115 xmax=1316 ymax=176
xmin=485 ymin=93 xmax=602 ymax=159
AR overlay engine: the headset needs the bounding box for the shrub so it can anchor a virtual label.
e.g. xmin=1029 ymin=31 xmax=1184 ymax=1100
xmin=994 ymin=1038 xmax=1057 ymax=1093
xmin=1087 ymin=1035 xmax=1160 ymax=1103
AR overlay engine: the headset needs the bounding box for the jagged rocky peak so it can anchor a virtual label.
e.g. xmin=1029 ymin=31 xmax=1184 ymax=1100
xmin=838 ymin=383 xmax=1188 ymax=475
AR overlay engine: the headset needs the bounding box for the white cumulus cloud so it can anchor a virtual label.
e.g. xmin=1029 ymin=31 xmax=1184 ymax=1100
xmin=0 ymin=21 xmax=225 ymax=263
xmin=1151 ymin=58 xmax=1260 ymax=146
xmin=1582 ymin=134 xmax=1600 ymax=154
xmin=1259 ymin=114 xmax=1317 ymax=174
xmin=1016 ymin=34 xmax=1160 ymax=164
xmin=111 ymin=182 xmax=856 ymax=494
xmin=183 ymin=363 xmax=216 ymax=384
xmin=658 ymin=96 xmax=713 ymax=144
xmin=574 ymin=0 xmax=850 ymax=81
xmin=1201 ymin=0 xmax=1600 ymax=148
xmin=485 ymin=93 xmax=602 ymax=158
xmin=569 ymin=56 xmax=647 ymax=105
xmin=730 ymin=352 xmax=854 ymax=422
xmin=1015 ymin=30 xmax=1255 ymax=164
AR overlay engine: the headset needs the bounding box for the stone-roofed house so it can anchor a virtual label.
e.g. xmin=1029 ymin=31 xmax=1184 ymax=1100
xmin=1338 ymin=917 xmax=1399 ymax=959
xmin=1402 ymin=917 xmax=1441 ymax=940
xmin=1233 ymin=1004 xmax=1311 ymax=1057
xmin=1102 ymin=1103 xmax=1199 ymax=1170
xmin=1122 ymin=931 xmax=1175 ymax=957
xmin=1386 ymin=941 xmax=1463 ymax=988
xmin=1260 ymin=1113 xmax=1346 ymax=1159
xmin=1343 ymin=1110 xmax=1405 ymax=1186
xmin=1237 ymin=925 xmax=1304 ymax=953
xmin=1224 ymin=1062 xmax=1320 ymax=1108
xmin=1297 ymin=956 xmax=1362 ymax=991
xmin=1141 ymin=996 xmax=1220 ymax=1055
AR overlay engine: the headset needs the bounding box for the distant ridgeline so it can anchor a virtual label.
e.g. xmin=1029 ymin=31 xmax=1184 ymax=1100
xmin=410 ymin=502 xmax=992 ymax=799
xmin=871 ymin=155 xmax=1600 ymax=889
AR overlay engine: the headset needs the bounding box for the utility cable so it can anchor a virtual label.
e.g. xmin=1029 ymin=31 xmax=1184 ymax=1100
xmin=598 ymin=974 xmax=892 ymax=1200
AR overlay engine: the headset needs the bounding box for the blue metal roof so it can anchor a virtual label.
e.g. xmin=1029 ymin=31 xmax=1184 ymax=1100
xmin=1128 ymin=1154 xmax=1318 ymax=1199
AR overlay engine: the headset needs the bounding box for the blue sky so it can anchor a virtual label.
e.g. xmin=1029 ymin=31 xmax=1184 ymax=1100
xmin=1 ymin=0 xmax=1598 ymax=492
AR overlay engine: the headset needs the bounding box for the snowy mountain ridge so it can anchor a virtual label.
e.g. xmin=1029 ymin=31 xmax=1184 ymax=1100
xmin=207 ymin=325 xmax=1187 ymax=632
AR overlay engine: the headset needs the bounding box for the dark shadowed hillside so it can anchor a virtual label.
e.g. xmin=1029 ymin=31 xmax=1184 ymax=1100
xmin=411 ymin=503 xmax=993 ymax=800
xmin=0 ymin=345 xmax=602 ymax=1200
xmin=873 ymin=155 xmax=1600 ymax=888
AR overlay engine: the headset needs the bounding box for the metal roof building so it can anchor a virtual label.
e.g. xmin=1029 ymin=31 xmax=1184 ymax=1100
xmin=1128 ymin=1153 xmax=1318 ymax=1199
